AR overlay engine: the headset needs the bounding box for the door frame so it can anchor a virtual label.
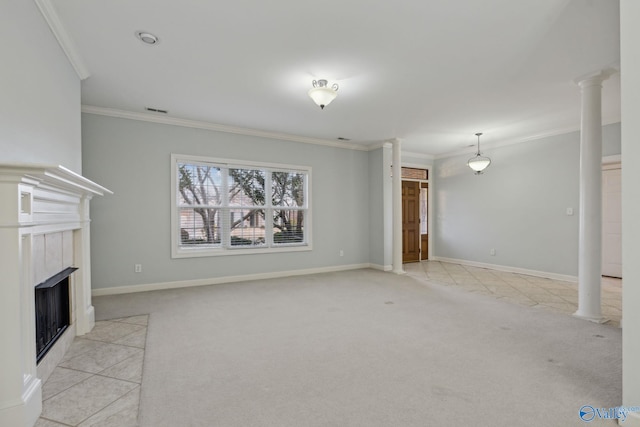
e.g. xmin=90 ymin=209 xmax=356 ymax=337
xmin=602 ymin=157 xmax=622 ymax=278
xmin=401 ymin=163 xmax=431 ymax=261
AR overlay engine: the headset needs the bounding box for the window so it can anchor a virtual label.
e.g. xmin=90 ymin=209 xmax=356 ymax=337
xmin=171 ymin=154 xmax=311 ymax=258
xmin=401 ymin=167 xmax=428 ymax=180
xmin=420 ymin=184 xmax=428 ymax=235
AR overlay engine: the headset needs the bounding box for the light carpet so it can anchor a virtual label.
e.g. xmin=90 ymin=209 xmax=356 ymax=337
xmin=94 ymin=269 xmax=621 ymax=427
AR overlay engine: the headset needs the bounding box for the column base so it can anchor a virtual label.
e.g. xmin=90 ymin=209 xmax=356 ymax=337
xmin=573 ymin=311 xmax=609 ymax=324
xmin=392 ymin=269 xmax=406 ymax=275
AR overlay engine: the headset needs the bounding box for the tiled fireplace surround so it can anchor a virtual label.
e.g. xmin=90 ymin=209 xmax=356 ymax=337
xmin=0 ymin=165 xmax=110 ymax=427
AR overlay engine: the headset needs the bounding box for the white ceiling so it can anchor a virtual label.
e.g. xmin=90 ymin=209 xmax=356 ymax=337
xmin=51 ymin=0 xmax=620 ymax=156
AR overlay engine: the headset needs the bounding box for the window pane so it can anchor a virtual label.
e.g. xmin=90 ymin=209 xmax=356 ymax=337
xmin=179 ymin=208 xmax=221 ymax=246
xmin=272 ymin=172 xmax=305 ymax=207
xmin=272 ymin=210 xmax=304 ymax=244
xmin=229 ymin=169 xmax=265 ymax=207
xmin=420 ymin=188 xmax=428 ymax=234
xmin=401 ymin=167 xmax=428 ymax=180
xmin=178 ymin=164 xmax=223 ymax=206
xmin=230 ymin=209 xmax=266 ymax=246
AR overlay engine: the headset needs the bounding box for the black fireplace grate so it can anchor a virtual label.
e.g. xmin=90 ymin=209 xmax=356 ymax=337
xmin=35 ymin=267 xmax=77 ymax=363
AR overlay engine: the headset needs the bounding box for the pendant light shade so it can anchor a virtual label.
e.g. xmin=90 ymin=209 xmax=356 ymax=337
xmin=308 ymin=79 xmax=338 ymax=109
xmin=467 ymin=132 xmax=491 ymax=174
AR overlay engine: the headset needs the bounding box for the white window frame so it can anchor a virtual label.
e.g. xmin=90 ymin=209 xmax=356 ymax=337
xmin=171 ymin=153 xmax=312 ymax=258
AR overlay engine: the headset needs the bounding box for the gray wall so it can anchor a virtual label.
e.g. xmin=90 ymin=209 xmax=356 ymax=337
xmin=603 ymin=121 xmax=622 ymax=157
xmin=368 ymin=148 xmax=385 ymax=267
xmin=0 ymin=1 xmax=82 ymax=172
xmin=403 ymin=154 xmax=434 ymax=169
xmin=433 ymin=122 xmax=620 ymax=277
xmin=368 ymin=146 xmax=393 ymax=268
xmin=82 ymin=114 xmax=371 ymax=289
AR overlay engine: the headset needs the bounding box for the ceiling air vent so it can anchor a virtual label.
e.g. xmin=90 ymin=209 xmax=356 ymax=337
xmin=337 ymin=137 xmax=351 ymax=141
xmin=145 ymin=107 xmax=168 ymax=114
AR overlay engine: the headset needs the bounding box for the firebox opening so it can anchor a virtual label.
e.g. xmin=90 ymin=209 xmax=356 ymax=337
xmin=35 ymin=267 xmax=77 ymax=363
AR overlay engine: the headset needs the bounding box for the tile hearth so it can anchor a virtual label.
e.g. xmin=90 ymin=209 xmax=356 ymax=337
xmin=35 ymin=315 xmax=148 ymax=427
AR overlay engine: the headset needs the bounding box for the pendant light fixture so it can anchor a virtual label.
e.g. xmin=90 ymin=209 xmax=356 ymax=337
xmin=308 ymin=79 xmax=339 ymax=109
xmin=467 ymin=132 xmax=491 ymax=174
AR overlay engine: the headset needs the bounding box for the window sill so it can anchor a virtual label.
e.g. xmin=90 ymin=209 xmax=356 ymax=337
xmin=171 ymin=244 xmax=312 ymax=259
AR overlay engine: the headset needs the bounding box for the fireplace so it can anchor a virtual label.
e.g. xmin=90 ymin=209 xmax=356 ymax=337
xmin=35 ymin=267 xmax=77 ymax=363
xmin=0 ymin=164 xmax=111 ymax=427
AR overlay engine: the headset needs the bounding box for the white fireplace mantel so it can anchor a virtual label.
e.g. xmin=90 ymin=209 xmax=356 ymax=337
xmin=0 ymin=164 xmax=111 ymax=427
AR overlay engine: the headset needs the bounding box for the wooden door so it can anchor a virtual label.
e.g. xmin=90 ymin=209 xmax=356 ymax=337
xmin=602 ymin=165 xmax=622 ymax=277
xmin=402 ymin=181 xmax=420 ymax=263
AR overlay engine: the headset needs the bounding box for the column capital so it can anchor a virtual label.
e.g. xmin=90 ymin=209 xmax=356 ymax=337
xmin=574 ymin=67 xmax=618 ymax=88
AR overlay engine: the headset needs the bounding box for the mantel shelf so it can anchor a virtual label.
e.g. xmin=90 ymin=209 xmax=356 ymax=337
xmin=0 ymin=163 xmax=113 ymax=197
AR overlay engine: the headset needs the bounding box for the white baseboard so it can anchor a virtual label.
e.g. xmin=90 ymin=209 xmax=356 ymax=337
xmin=92 ymin=263 xmax=372 ymax=296
xmin=429 ymin=256 xmax=578 ymax=283
xmin=369 ymin=263 xmax=393 ymax=272
xmin=623 ymin=411 xmax=640 ymax=426
xmin=0 ymin=376 xmax=42 ymax=427
xmin=75 ymin=305 xmax=95 ymax=336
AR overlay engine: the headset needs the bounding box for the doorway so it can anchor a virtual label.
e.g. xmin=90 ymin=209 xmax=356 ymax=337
xmin=402 ymin=180 xmax=420 ymax=263
xmin=401 ymin=167 xmax=429 ymax=263
xmin=602 ymin=163 xmax=621 ymax=278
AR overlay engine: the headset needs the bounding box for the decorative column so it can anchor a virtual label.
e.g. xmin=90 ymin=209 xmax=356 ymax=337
xmin=392 ymin=138 xmax=404 ymax=274
xmin=574 ymin=70 xmax=613 ymax=322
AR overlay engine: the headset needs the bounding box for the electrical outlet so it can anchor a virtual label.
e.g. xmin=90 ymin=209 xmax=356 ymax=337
xmin=490 ymin=248 xmax=496 ymax=256
xmin=134 ymin=264 xmax=142 ymax=273
xmin=339 ymin=249 xmax=344 ymax=257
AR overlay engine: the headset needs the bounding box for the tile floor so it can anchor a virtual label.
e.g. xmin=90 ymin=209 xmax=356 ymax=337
xmin=404 ymin=261 xmax=622 ymax=327
xmin=35 ymin=315 xmax=148 ymax=427
xmin=34 ymin=261 xmax=622 ymax=427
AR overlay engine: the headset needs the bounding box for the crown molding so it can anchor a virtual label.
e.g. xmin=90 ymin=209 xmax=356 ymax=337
xmin=434 ymin=118 xmax=621 ymax=160
xmin=81 ymin=105 xmax=621 ymax=160
xmin=34 ymin=0 xmax=90 ymax=80
xmin=81 ymin=106 xmax=371 ymax=151
xmin=435 ymin=126 xmax=578 ymax=159
xmin=366 ymin=141 xmax=393 ymax=151
xmin=366 ymin=141 xmax=434 ymax=158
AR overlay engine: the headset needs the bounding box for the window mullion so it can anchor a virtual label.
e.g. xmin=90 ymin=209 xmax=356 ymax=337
xmin=265 ymin=170 xmax=273 ymax=247
xmin=221 ymin=167 xmax=230 ymax=248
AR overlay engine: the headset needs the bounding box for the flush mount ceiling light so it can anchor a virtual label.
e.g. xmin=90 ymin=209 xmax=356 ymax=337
xmin=308 ymin=79 xmax=339 ymax=110
xmin=467 ymin=132 xmax=491 ymax=175
xmin=135 ymin=31 xmax=159 ymax=45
